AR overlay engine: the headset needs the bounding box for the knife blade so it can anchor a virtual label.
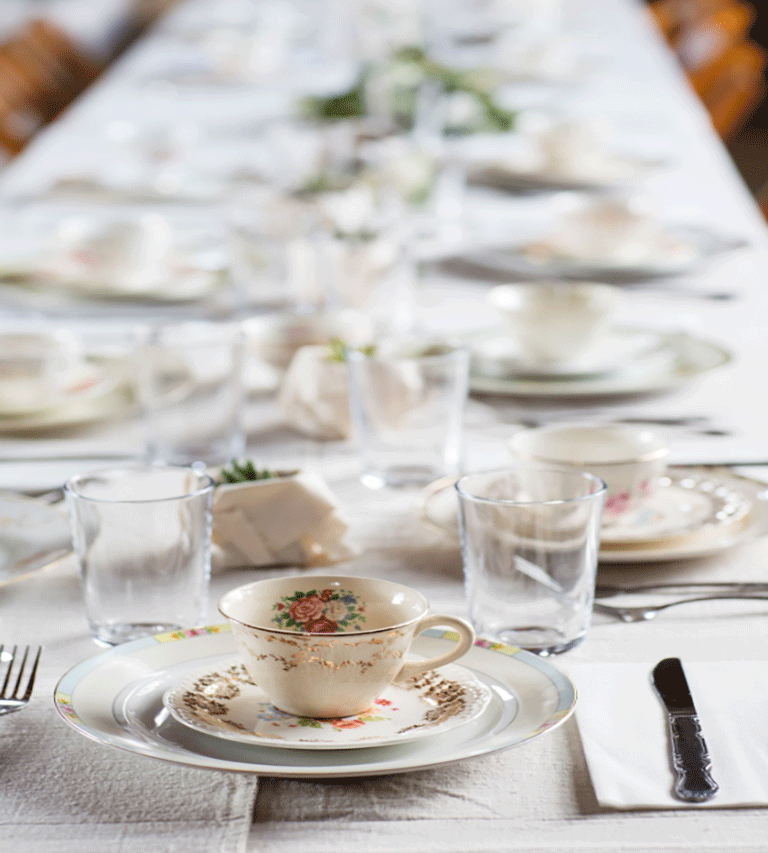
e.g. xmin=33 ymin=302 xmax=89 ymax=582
xmin=652 ymin=657 xmax=719 ymax=803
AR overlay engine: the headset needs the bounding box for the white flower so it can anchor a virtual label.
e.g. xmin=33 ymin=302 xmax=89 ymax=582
xmin=325 ymin=600 xmax=351 ymax=621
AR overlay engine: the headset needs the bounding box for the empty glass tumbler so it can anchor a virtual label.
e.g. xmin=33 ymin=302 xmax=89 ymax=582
xmin=347 ymin=342 xmax=469 ymax=489
xmin=65 ymin=465 xmax=214 ymax=646
xmin=456 ymin=468 xmax=606 ymax=655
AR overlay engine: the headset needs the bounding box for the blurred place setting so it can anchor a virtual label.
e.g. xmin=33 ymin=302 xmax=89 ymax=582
xmin=3 ymin=0 xmax=768 ymax=851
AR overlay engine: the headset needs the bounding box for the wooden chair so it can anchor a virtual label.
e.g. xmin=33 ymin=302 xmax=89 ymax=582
xmin=0 ymin=19 xmax=101 ymax=160
xmin=649 ymin=0 xmax=766 ymax=138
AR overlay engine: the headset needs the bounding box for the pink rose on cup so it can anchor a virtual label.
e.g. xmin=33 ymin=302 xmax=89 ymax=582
xmin=305 ymin=616 xmax=338 ymax=633
xmin=288 ymin=594 xmax=325 ymax=623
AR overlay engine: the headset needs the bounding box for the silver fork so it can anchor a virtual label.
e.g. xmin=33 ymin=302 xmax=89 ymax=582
xmin=593 ymin=595 xmax=768 ymax=623
xmin=0 ymin=645 xmax=42 ymax=715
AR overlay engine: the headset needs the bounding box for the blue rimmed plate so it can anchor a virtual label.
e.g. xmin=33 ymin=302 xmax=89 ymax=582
xmin=54 ymin=625 xmax=576 ymax=778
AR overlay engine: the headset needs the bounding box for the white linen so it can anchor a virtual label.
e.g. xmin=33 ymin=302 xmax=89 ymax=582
xmin=570 ymin=660 xmax=768 ymax=810
xmin=0 ymin=557 xmax=258 ymax=853
xmin=1 ymin=0 xmax=768 ymax=849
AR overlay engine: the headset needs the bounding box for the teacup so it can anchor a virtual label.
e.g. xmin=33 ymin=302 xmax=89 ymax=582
xmin=218 ymin=575 xmax=475 ymax=718
xmin=508 ymin=423 xmax=668 ymax=520
xmin=487 ymin=282 xmax=619 ymax=365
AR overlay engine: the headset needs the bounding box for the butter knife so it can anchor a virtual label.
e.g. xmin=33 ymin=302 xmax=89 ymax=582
xmin=652 ymin=657 xmax=719 ymax=803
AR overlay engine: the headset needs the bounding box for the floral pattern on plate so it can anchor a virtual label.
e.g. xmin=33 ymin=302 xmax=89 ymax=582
xmin=163 ymin=656 xmax=492 ymax=749
xmin=271 ymin=587 xmax=366 ymax=633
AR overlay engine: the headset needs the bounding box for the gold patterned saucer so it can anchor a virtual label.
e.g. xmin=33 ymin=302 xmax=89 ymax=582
xmin=163 ymin=656 xmax=492 ymax=750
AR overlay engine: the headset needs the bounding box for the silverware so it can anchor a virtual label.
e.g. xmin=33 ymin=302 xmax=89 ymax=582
xmin=652 ymin=657 xmax=719 ymax=803
xmin=0 ymin=645 xmax=41 ymax=716
xmin=593 ymin=594 xmax=768 ymax=622
xmin=596 ymin=582 xmax=768 ymax=598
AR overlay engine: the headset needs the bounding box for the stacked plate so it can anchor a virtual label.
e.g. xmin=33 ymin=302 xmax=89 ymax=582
xmin=54 ymin=626 xmax=576 ymax=778
xmin=421 ymin=467 xmax=768 ymax=563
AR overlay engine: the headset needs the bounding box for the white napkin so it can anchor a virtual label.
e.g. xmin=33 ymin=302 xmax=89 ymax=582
xmin=278 ymin=345 xmax=352 ymax=440
xmin=569 ymin=661 xmax=768 ymax=809
xmin=212 ymin=467 xmax=356 ymax=568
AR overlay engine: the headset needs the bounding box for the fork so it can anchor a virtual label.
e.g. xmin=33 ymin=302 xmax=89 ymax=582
xmin=0 ymin=645 xmax=42 ymax=715
xmin=593 ymin=595 xmax=768 ymax=623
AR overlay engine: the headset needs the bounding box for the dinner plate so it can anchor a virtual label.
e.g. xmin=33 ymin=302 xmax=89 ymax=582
xmin=54 ymin=626 xmax=576 ymax=778
xmin=420 ymin=467 xmax=768 ymax=563
xmin=456 ymin=226 xmax=746 ymax=282
xmin=467 ymin=327 xmax=731 ymax=398
xmin=0 ymin=493 xmax=71 ymax=585
xmin=162 ymin=656 xmax=493 ymax=749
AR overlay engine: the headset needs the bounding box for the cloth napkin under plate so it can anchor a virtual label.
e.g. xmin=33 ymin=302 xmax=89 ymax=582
xmin=568 ymin=661 xmax=768 ymax=809
xmin=0 ymin=556 xmax=259 ymax=853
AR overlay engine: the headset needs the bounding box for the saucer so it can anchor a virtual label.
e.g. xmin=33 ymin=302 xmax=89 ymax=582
xmin=163 ymin=656 xmax=492 ymax=749
xmin=420 ymin=467 xmax=768 ymax=564
xmin=467 ymin=326 xmax=671 ymax=381
xmin=0 ymin=355 xmax=115 ymax=418
xmin=467 ymin=327 xmax=731 ymax=398
xmin=0 ymin=351 xmax=191 ymax=435
xmin=600 ymin=469 xmax=755 ymax=552
xmin=55 ymin=626 xmax=576 ymax=778
xmin=467 ymin=154 xmax=660 ymax=194
xmin=458 ymin=226 xmax=745 ymax=282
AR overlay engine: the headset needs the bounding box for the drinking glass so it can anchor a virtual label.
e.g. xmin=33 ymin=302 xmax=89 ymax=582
xmin=65 ymin=465 xmax=214 ymax=647
xmin=456 ymin=468 xmax=606 ymax=655
xmin=137 ymin=321 xmax=245 ymax=466
xmin=347 ymin=341 xmax=469 ymax=489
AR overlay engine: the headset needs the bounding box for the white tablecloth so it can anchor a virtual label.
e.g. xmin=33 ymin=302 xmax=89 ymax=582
xmin=1 ymin=0 xmax=768 ymax=850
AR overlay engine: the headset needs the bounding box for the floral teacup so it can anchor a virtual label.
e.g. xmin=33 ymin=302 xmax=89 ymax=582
xmin=509 ymin=422 xmax=669 ymax=521
xmin=218 ymin=575 xmax=475 ymax=718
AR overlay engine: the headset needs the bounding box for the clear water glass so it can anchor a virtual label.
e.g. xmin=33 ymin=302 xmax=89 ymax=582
xmin=65 ymin=465 xmax=214 ymax=647
xmin=456 ymin=468 xmax=606 ymax=655
xmin=138 ymin=321 xmax=245 ymax=466
xmin=347 ymin=341 xmax=469 ymax=489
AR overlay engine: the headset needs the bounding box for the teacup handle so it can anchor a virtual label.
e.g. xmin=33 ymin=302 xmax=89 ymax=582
xmin=394 ymin=615 xmax=476 ymax=682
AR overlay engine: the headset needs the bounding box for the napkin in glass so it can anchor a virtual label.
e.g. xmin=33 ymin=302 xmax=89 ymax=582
xmin=568 ymin=661 xmax=768 ymax=809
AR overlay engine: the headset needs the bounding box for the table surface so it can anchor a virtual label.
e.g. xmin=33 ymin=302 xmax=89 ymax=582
xmin=2 ymin=0 xmax=768 ymax=850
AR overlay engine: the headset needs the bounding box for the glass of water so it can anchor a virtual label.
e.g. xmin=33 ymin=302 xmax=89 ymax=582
xmin=455 ymin=468 xmax=606 ymax=655
xmin=65 ymin=465 xmax=214 ymax=646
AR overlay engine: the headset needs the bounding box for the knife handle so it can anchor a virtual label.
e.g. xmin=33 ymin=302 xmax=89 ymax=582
xmin=669 ymin=714 xmax=719 ymax=802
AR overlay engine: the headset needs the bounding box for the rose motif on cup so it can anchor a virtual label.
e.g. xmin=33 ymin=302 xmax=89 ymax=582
xmin=272 ymin=588 xmax=367 ymax=632
xmin=604 ymin=491 xmax=633 ymax=516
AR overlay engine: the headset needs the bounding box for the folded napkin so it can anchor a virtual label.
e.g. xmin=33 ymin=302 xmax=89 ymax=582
xmin=278 ymin=343 xmax=425 ymax=441
xmin=569 ymin=661 xmax=768 ymax=809
xmin=277 ymin=345 xmax=352 ymax=440
xmin=212 ymin=466 xmax=356 ymax=568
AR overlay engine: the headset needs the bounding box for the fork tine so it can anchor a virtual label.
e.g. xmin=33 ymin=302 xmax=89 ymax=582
xmin=21 ymin=647 xmax=41 ymax=701
xmin=11 ymin=646 xmax=30 ymax=699
xmin=0 ymin=645 xmax=16 ymax=698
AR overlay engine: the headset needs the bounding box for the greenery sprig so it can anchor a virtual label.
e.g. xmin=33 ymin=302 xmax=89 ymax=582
xmin=302 ymin=46 xmax=515 ymax=134
xmin=219 ymin=460 xmax=275 ymax=484
xmin=328 ymin=338 xmax=377 ymax=363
